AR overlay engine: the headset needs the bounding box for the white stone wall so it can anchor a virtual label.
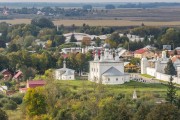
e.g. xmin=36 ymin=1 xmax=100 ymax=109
xmin=156 ymin=72 xmax=170 ymax=82
xmin=146 ymin=67 xmax=156 ymax=77
xmin=155 ymin=72 xmax=180 ymax=84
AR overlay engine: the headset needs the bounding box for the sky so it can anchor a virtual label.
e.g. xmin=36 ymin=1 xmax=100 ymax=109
xmin=0 ymin=0 xmax=180 ymax=3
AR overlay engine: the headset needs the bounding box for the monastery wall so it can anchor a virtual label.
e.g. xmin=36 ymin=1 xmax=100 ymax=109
xmin=146 ymin=67 xmax=156 ymax=77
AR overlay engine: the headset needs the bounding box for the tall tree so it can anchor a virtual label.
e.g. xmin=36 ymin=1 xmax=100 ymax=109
xmin=70 ymin=34 xmax=77 ymax=42
xmin=164 ymin=60 xmax=176 ymax=75
xmin=166 ymin=76 xmax=177 ymax=104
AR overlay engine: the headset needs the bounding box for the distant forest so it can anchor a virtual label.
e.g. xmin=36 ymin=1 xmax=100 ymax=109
xmin=0 ymin=2 xmax=180 ymax=9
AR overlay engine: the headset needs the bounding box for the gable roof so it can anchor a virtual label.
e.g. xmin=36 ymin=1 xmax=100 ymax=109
xmin=28 ymin=80 xmax=46 ymax=88
xmin=102 ymin=67 xmax=124 ymax=76
xmin=1 ymin=69 xmax=11 ymax=74
xmin=13 ymin=71 xmax=22 ymax=79
xmin=134 ymin=48 xmax=147 ymax=54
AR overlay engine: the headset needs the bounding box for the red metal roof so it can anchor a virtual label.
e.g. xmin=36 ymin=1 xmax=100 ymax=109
xmin=134 ymin=48 xmax=147 ymax=54
xmin=13 ymin=71 xmax=22 ymax=79
xmin=28 ymin=80 xmax=46 ymax=88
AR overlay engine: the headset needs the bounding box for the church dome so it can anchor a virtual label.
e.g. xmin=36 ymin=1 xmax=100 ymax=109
xmin=103 ymin=43 xmax=110 ymax=48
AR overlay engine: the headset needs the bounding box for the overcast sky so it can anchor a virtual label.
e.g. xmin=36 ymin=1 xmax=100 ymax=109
xmin=0 ymin=0 xmax=180 ymax=3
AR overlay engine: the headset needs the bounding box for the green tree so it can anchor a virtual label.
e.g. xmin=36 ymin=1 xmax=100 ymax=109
xmin=95 ymin=37 xmax=101 ymax=47
xmin=53 ymin=35 xmax=65 ymax=46
xmin=0 ymin=108 xmax=8 ymax=120
xmin=23 ymin=35 xmax=35 ymax=47
xmin=166 ymin=76 xmax=177 ymax=104
xmin=31 ymin=17 xmax=54 ymax=28
xmin=97 ymin=100 xmax=132 ymax=120
xmin=161 ymin=28 xmax=180 ymax=48
xmin=164 ymin=60 xmax=176 ymax=75
xmin=134 ymin=102 xmax=153 ymax=120
xmin=70 ymin=34 xmax=77 ymax=42
xmin=75 ymin=53 xmax=86 ymax=75
xmin=146 ymin=103 xmax=180 ymax=120
xmin=109 ymin=32 xmax=121 ymax=44
xmin=23 ymin=87 xmax=47 ymax=117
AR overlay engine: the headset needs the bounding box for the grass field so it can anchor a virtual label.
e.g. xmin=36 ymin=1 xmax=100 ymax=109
xmin=141 ymin=74 xmax=154 ymax=78
xmin=1 ymin=19 xmax=180 ymax=27
xmin=6 ymin=107 xmax=24 ymax=120
xmin=56 ymin=80 xmax=180 ymax=96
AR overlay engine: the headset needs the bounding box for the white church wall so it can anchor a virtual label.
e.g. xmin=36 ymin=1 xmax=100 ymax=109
xmin=102 ymin=76 xmax=125 ymax=85
xmin=146 ymin=67 xmax=156 ymax=77
xmin=62 ymin=75 xmax=75 ymax=80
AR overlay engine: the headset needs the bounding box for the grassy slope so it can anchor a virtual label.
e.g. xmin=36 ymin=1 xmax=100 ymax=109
xmin=6 ymin=80 xmax=180 ymax=120
xmin=56 ymin=80 xmax=180 ymax=96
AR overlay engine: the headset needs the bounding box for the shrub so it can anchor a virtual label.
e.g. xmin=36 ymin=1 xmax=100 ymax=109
xmin=0 ymin=94 xmax=4 ymax=99
xmin=3 ymin=100 xmax=17 ymax=110
xmin=10 ymin=96 xmax=23 ymax=104
xmin=0 ymin=108 xmax=8 ymax=120
xmin=0 ymin=98 xmax=9 ymax=104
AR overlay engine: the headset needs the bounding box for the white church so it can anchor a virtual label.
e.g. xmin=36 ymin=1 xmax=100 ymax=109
xmin=88 ymin=44 xmax=130 ymax=85
xmin=55 ymin=60 xmax=75 ymax=80
xmin=141 ymin=50 xmax=180 ymax=84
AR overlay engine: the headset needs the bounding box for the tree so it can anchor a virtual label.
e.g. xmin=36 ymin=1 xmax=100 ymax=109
xmin=164 ymin=60 xmax=176 ymax=75
xmin=95 ymin=37 xmax=101 ymax=47
xmin=0 ymin=108 xmax=8 ymax=120
xmin=105 ymin=4 xmax=115 ymax=9
xmin=134 ymin=102 xmax=153 ymax=120
xmin=31 ymin=17 xmax=54 ymax=28
xmin=109 ymin=32 xmax=121 ymax=44
xmin=75 ymin=53 xmax=86 ymax=75
xmin=70 ymin=34 xmax=77 ymax=42
xmin=23 ymin=87 xmax=47 ymax=117
xmin=166 ymin=76 xmax=177 ymax=104
xmin=97 ymin=100 xmax=132 ymax=120
xmin=23 ymin=35 xmax=35 ymax=47
xmin=53 ymin=35 xmax=65 ymax=46
xmin=146 ymin=103 xmax=180 ymax=120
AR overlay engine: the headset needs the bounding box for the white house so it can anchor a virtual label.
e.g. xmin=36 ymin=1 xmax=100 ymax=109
xmin=55 ymin=60 xmax=75 ymax=80
xmin=63 ymin=32 xmax=108 ymax=45
xmin=88 ymin=44 xmax=130 ymax=85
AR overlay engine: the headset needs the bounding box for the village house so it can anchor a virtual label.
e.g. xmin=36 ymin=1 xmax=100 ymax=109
xmin=0 ymin=69 xmax=13 ymax=80
xmin=134 ymin=48 xmax=155 ymax=59
xmin=13 ymin=70 xmax=23 ymax=81
xmin=63 ymin=32 xmax=108 ymax=45
xmin=19 ymin=80 xmax=46 ymax=93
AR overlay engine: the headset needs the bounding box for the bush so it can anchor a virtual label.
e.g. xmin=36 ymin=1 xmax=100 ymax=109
xmin=0 ymin=108 xmax=8 ymax=120
xmin=3 ymin=100 xmax=17 ymax=110
xmin=0 ymin=98 xmax=9 ymax=104
xmin=10 ymin=96 xmax=23 ymax=104
xmin=0 ymin=94 xmax=5 ymax=99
